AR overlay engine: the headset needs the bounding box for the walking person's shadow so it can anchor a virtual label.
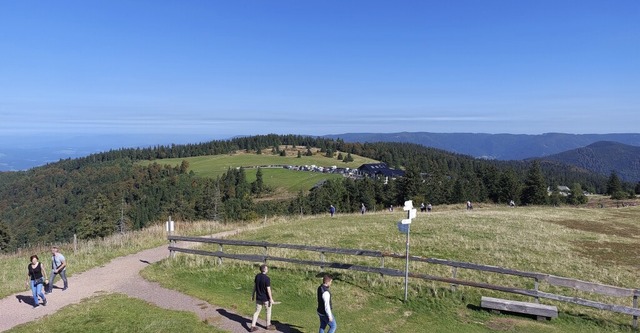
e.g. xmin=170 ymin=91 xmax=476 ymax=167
xmin=16 ymin=295 xmax=36 ymax=307
xmin=216 ymin=309 xmax=251 ymax=331
xmin=215 ymin=309 xmax=304 ymax=333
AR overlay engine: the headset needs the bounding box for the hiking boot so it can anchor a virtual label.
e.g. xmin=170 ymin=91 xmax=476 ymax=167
xmin=267 ymin=324 xmax=276 ymax=330
xmin=250 ymin=327 xmax=258 ymax=332
xmin=43 ymin=299 xmax=47 ymax=306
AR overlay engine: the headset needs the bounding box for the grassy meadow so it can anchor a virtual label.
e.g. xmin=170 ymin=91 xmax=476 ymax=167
xmin=141 ymin=204 xmax=640 ymax=332
xmin=137 ymin=149 xmax=378 ymax=194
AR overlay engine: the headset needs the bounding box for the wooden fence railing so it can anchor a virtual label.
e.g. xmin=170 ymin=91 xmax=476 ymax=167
xmin=168 ymin=235 xmax=639 ymax=329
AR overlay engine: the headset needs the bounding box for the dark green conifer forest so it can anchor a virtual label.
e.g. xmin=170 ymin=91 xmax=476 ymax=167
xmin=0 ymin=134 xmax=631 ymax=252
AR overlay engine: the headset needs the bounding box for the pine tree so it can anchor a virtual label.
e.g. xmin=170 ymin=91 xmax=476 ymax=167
xmin=568 ymin=183 xmax=588 ymax=205
xmin=343 ymin=153 xmax=354 ymax=162
xmin=325 ymin=149 xmax=333 ymax=158
xmin=0 ymin=221 xmax=12 ymax=253
xmin=606 ymin=171 xmax=622 ymax=195
xmin=498 ymin=169 xmax=521 ymax=204
xmin=252 ymin=168 xmax=265 ymax=195
xmin=78 ymin=193 xmax=116 ymax=239
xmin=179 ymin=160 xmax=190 ymax=174
xmin=521 ymin=161 xmax=548 ymax=205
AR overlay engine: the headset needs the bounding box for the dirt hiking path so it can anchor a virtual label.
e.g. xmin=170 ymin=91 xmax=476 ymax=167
xmin=1 ymin=227 xmax=293 ymax=333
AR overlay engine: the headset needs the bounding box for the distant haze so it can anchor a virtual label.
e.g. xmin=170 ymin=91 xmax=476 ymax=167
xmin=2 ymin=132 xmax=640 ymax=172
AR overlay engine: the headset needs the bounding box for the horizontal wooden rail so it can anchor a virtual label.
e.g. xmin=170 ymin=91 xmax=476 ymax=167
xmin=542 ymin=275 xmax=639 ymax=298
xmin=168 ymin=235 xmax=640 ymax=328
xmin=169 ymin=235 xmax=384 ymax=257
xmin=168 ymin=246 xmax=403 ymax=276
xmin=169 ymin=235 xmax=640 ymax=298
xmin=168 ymin=245 xmax=640 ymax=318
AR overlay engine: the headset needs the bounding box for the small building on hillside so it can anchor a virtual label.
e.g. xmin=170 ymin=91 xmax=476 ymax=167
xmin=358 ymin=163 xmax=405 ymax=183
xmin=547 ymin=185 xmax=571 ymax=196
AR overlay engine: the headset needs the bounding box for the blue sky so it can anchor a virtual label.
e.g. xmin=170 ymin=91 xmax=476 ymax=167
xmin=1 ymin=1 xmax=639 ymax=146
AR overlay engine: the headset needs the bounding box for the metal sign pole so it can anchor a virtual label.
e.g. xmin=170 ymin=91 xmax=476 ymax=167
xmin=404 ymin=220 xmax=410 ymax=302
xmin=399 ymin=200 xmax=415 ymax=303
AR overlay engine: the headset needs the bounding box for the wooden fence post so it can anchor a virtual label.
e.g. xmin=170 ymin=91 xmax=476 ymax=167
xmin=451 ymin=267 xmax=458 ymax=292
xmin=534 ymin=277 xmax=540 ymax=303
xmin=633 ymin=294 xmax=638 ymax=329
xmin=73 ymin=234 xmax=77 ymax=254
xmin=264 ymin=246 xmax=268 ymax=264
xmin=320 ymin=252 xmax=325 ymax=270
xmin=218 ymin=244 xmax=223 ymax=265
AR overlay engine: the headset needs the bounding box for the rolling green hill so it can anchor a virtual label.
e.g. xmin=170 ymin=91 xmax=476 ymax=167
xmin=137 ymin=149 xmax=379 ymax=195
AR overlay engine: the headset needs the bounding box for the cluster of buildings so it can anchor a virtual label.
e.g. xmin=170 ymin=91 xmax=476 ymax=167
xmin=286 ymin=162 xmax=406 ymax=183
xmin=250 ymin=162 xmax=405 ymax=182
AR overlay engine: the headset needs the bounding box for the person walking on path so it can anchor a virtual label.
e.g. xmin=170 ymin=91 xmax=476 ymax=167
xmin=329 ymin=205 xmax=336 ymax=217
xmin=46 ymin=246 xmax=68 ymax=293
xmin=26 ymin=255 xmax=48 ymax=308
xmin=317 ymin=274 xmax=336 ymax=333
xmin=360 ymin=203 xmax=366 ymax=215
xmin=250 ymin=264 xmax=275 ymax=331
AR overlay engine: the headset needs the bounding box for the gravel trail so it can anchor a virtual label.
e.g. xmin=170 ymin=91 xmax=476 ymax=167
xmin=1 ymin=227 xmax=292 ymax=332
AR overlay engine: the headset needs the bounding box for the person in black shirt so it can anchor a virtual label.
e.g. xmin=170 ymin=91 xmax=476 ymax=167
xmin=317 ymin=274 xmax=336 ymax=333
xmin=26 ymin=255 xmax=48 ymax=308
xmin=250 ymin=264 xmax=275 ymax=331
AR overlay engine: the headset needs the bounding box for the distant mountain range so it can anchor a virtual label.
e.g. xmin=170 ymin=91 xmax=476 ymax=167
xmin=323 ymin=132 xmax=640 ymax=182
xmin=3 ymin=132 xmax=640 ymax=182
xmin=534 ymin=141 xmax=640 ymax=182
xmin=323 ymin=132 xmax=640 ymax=160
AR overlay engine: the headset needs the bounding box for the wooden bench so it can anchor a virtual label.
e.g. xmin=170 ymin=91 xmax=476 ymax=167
xmin=481 ymin=296 xmax=558 ymax=321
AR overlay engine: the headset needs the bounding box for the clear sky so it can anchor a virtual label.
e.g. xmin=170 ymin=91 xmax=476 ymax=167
xmin=1 ymin=1 xmax=639 ymax=144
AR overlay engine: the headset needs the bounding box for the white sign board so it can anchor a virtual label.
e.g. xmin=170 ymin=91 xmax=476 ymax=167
xmin=166 ymin=220 xmax=175 ymax=232
xmin=397 ymin=221 xmax=409 ymax=234
xmin=403 ymin=200 xmax=413 ymax=211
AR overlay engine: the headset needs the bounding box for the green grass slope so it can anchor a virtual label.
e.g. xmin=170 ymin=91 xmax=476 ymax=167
xmin=138 ymin=150 xmax=378 ymax=194
xmin=143 ymin=205 xmax=640 ymax=332
xmin=7 ymin=294 xmax=225 ymax=333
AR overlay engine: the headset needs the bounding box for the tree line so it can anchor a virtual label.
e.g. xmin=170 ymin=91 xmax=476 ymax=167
xmin=0 ymin=134 xmax=636 ymax=252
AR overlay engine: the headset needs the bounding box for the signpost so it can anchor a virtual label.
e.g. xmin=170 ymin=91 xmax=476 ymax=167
xmin=166 ymin=216 xmax=175 ymax=235
xmin=398 ymin=200 xmax=417 ymax=302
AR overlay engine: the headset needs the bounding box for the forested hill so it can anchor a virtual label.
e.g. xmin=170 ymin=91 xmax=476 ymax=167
xmin=323 ymin=132 xmax=640 ymax=160
xmin=535 ymin=141 xmax=640 ymax=182
xmin=0 ymin=134 xmax=617 ymax=252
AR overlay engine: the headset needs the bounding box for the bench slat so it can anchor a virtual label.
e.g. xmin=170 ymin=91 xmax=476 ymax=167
xmin=481 ymin=296 xmax=558 ymax=319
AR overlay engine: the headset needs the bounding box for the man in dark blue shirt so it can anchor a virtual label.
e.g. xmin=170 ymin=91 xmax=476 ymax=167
xmin=251 ymin=264 xmax=275 ymax=331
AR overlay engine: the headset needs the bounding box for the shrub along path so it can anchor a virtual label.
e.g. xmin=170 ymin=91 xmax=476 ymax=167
xmin=1 ymin=227 xmax=285 ymax=333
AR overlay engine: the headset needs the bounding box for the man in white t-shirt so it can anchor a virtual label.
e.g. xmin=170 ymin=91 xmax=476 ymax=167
xmin=46 ymin=246 xmax=68 ymax=293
